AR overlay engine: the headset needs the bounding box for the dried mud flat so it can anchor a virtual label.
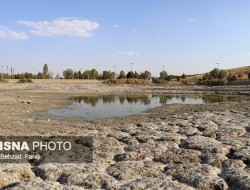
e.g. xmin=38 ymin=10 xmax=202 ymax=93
xmin=0 ymin=80 xmax=250 ymax=190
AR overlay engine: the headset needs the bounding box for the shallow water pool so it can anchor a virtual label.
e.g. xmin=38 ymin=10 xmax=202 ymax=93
xmin=42 ymin=95 xmax=249 ymax=120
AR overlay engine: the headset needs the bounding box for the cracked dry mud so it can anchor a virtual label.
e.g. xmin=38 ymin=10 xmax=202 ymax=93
xmin=0 ymin=80 xmax=250 ymax=190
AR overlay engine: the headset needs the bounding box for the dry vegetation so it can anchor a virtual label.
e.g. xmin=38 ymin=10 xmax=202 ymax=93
xmin=108 ymin=78 xmax=150 ymax=84
xmin=224 ymin=66 xmax=250 ymax=77
xmin=181 ymin=76 xmax=200 ymax=85
xmin=0 ymin=79 xmax=8 ymax=83
xmin=182 ymin=66 xmax=250 ymax=85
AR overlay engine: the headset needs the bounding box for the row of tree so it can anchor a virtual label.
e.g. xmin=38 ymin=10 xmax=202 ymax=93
xmin=202 ymin=68 xmax=248 ymax=82
xmin=2 ymin=64 xmax=249 ymax=81
xmin=61 ymin=68 xmax=153 ymax=80
xmin=0 ymin=72 xmax=53 ymax=80
xmin=0 ymin=64 xmax=51 ymax=80
xmin=62 ymin=69 xmax=99 ymax=79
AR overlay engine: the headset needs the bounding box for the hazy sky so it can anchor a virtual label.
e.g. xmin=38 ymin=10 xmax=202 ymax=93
xmin=0 ymin=0 xmax=250 ymax=76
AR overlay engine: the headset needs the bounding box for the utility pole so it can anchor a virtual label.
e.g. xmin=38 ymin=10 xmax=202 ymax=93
xmin=113 ymin=66 xmax=116 ymax=78
xmin=6 ymin=66 xmax=8 ymax=79
xmin=1 ymin=66 xmax=3 ymax=79
xmin=216 ymin=63 xmax=219 ymax=69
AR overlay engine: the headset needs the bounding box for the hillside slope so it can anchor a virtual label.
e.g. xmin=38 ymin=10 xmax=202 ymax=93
xmin=224 ymin=66 xmax=250 ymax=77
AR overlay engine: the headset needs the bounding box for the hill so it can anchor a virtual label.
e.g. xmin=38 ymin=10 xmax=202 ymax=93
xmin=182 ymin=66 xmax=250 ymax=84
xmin=194 ymin=66 xmax=250 ymax=79
xmin=224 ymin=66 xmax=250 ymax=77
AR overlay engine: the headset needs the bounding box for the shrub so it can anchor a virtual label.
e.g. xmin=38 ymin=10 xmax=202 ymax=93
xmin=108 ymin=79 xmax=126 ymax=84
xmin=197 ymin=79 xmax=228 ymax=86
xmin=181 ymin=77 xmax=199 ymax=85
xmin=126 ymin=79 xmax=149 ymax=84
xmin=18 ymin=78 xmax=33 ymax=83
xmin=227 ymin=75 xmax=237 ymax=82
xmin=151 ymin=78 xmax=168 ymax=84
xmin=218 ymin=70 xmax=227 ymax=79
xmin=108 ymin=79 xmax=149 ymax=84
xmin=238 ymin=73 xmax=244 ymax=80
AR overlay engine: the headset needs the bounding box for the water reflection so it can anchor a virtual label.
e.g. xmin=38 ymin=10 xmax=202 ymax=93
xmin=119 ymin=96 xmax=126 ymax=104
xmin=70 ymin=96 xmax=98 ymax=106
xmin=46 ymin=95 xmax=249 ymax=120
xmin=156 ymin=95 xmax=174 ymax=104
xmin=69 ymin=95 xmax=248 ymax=107
xmin=69 ymin=95 xmax=153 ymax=107
xmin=201 ymin=95 xmax=241 ymax=103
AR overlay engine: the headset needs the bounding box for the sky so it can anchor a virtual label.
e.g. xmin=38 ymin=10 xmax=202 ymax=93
xmin=0 ymin=0 xmax=250 ymax=77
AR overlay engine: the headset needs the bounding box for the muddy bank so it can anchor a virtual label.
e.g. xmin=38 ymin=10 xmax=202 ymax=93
xmin=1 ymin=79 xmax=250 ymax=96
xmin=0 ymin=81 xmax=249 ymax=189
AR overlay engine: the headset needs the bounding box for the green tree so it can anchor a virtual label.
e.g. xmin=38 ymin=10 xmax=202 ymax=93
xmin=126 ymin=71 xmax=135 ymax=79
xmin=181 ymin=73 xmax=186 ymax=79
xmin=202 ymin=73 xmax=210 ymax=80
xmin=63 ymin=69 xmax=74 ymax=79
xmin=159 ymin=70 xmax=168 ymax=80
xmin=134 ymin=71 xmax=140 ymax=79
xmin=74 ymin=71 xmax=79 ymax=79
xmin=78 ymin=71 xmax=83 ymax=79
xmin=209 ymin=68 xmax=220 ymax=79
xmin=102 ymin=71 xmax=115 ymax=80
xmin=82 ymin=69 xmax=99 ymax=79
xmin=16 ymin=73 xmax=21 ymax=79
xmin=145 ymin=70 xmax=151 ymax=80
xmin=23 ymin=72 xmax=34 ymax=79
xmin=83 ymin=70 xmax=90 ymax=79
xmin=90 ymin=69 xmax=99 ymax=79
xmin=36 ymin=72 xmax=44 ymax=79
xmin=139 ymin=70 xmax=151 ymax=80
xmin=118 ymin=70 xmax=126 ymax=79
xmin=43 ymin=64 xmax=49 ymax=79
